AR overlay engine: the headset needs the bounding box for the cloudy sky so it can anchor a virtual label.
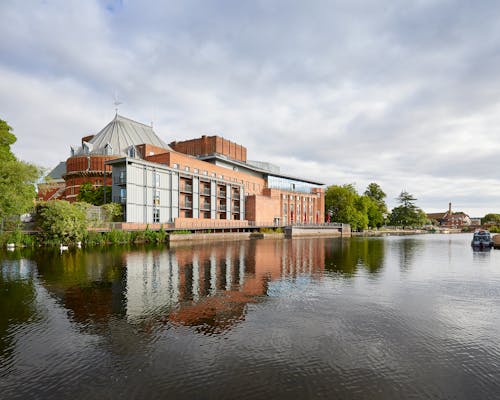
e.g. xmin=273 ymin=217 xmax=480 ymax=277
xmin=1 ymin=0 xmax=499 ymax=216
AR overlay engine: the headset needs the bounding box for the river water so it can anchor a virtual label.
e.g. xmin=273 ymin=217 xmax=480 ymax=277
xmin=1 ymin=233 xmax=500 ymax=399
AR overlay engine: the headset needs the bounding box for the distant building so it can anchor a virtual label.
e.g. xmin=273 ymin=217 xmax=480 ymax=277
xmin=427 ymin=203 xmax=471 ymax=228
xmin=37 ymin=161 xmax=66 ymax=201
xmin=41 ymin=114 xmax=325 ymax=228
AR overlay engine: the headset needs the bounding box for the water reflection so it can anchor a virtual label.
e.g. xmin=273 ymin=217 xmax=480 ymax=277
xmin=0 ymin=258 xmax=37 ymax=357
xmin=324 ymin=237 xmax=385 ymax=275
xmin=123 ymin=239 xmax=328 ymax=332
xmin=15 ymin=239 xmax=329 ymax=334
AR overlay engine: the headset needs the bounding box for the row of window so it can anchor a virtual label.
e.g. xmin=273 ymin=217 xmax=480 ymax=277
xmin=268 ymin=175 xmax=319 ymax=194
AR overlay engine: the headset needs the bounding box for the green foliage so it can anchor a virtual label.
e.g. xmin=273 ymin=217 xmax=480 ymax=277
xmin=259 ymin=227 xmax=283 ymax=234
xmin=364 ymin=182 xmax=388 ymax=228
xmin=171 ymin=230 xmax=192 ymax=235
xmin=77 ymin=182 xmax=111 ymax=206
xmin=36 ymin=201 xmax=89 ymax=244
xmin=482 ymin=213 xmax=500 ymax=225
xmin=0 ymin=119 xmax=40 ymax=221
xmin=101 ymin=203 xmax=122 ymax=222
xmin=489 ymin=226 xmax=500 ymax=233
xmin=389 ymin=191 xmax=427 ymax=228
xmin=0 ymin=229 xmax=37 ymax=247
xmin=325 ymin=183 xmax=384 ymax=230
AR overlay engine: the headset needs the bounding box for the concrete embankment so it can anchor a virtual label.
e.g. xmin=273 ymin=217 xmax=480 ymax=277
xmin=493 ymin=234 xmax=500 ymax=249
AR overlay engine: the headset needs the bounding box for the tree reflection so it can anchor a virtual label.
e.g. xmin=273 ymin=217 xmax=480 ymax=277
xmin=0 ymin=256 xmax=37 ymax=358
xmin=23 ymin=240 xmax=327 ymax=335
xmin=324 ymin=237 xmax=385 ymax=275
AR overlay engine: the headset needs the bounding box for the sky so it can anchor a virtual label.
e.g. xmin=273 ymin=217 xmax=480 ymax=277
xmin=1 ymin=0 xmax=499 ymax=217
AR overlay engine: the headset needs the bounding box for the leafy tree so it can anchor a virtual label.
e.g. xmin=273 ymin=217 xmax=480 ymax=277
xmin=389 ymin=191 xmax=427 ymax=228
xmin=325 ymin=184 xmax=367 ymax=230
xmin=0 ymin=119 xmax=40 ymax=221
xmin=77 ymin=182 xmax=111 ymax=206
xmin=482 ymin=213 xmax=500 ymax=225
xmin=101 ymin=203 xmax=122 ymax=222
xmin=364 ymin=183 xmax=388 ymax=228
xmin=36 ymin=201 xmax=89 ymax=244
xmin=364 ymin=182 xmax=386 ymax=203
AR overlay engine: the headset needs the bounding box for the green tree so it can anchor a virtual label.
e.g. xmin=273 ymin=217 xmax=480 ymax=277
xmin=36 ymin=201 xmax=89 ymax=244
xmin=0 ymin=119 xmax=40 ymax=221
xmin=325 ymin=184 xmax=368 ymax=230
xmin=77 ymin=182 xmax=111 ymax=206
xmin=389 ymin=191 xmax=427 ymax=228
xmin=364 ymin=183 xmax=388 ymax=228
xmin=482 ymin=213 xmax=500 ymax=225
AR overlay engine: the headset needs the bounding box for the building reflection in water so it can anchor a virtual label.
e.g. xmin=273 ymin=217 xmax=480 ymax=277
xmin=23 ymin=237 xmax=386 ymax=335
xmin=123 ymin=239 xmax=326 ymax=332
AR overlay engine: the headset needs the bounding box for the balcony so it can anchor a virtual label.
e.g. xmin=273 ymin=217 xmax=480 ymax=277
xmin=218 ymin=191 xmax=226 ymax=198
xmin=181 ymin=201 xmax=193 ymax=209
xmin=113 ymin=196 xmax=126 ymax=204
xmin=114 ymin=176 xmax=127 ymax=185
xmin=233 ymin=205 xmax=240 ymax=212
xmin=200 ymin=188 xmax=210 ymax=196
xmin=200 ymin=203 xmax=211 ymax=211
xmin=180 ymin=184 xmax=193 ymax=193
xmin=218 ymin=204 xmax=227 ymax=212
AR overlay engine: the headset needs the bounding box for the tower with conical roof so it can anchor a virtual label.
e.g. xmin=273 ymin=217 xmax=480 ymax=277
xmin=61 ymin=114 xmax=172 ymax=202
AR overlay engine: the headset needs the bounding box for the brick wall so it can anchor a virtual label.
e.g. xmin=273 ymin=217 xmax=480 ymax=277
xmin=169 ymin=135 xmax=247 ymax=162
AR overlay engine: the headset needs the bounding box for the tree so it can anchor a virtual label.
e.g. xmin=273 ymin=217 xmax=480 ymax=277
xmin=364 ymin=182 xmax=386 ymax=203
xmin=364 ymin=183 xmax=388 ymax=228
xmin=36 ymin=201 xmax=89 ymax=244
xmin=77 ymin=182 xmax=111 ymax=206
xmin=325 ymin=184 xmax=367 ymax=230
xmin=482 ymin=213 xmax=500 ymax=225
xmin=389 ymin=190 xmax=427 ymax=228
xmin=0 ymin=119 xmax=40 ymax=221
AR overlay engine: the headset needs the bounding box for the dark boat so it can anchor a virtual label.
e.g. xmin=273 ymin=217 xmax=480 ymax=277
xmin=471 ymin=230 xmax=493 ymax=248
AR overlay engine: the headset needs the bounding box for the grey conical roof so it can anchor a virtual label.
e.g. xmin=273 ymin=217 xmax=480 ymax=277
xmin=74 ymin=114 xmax=172 ymax=157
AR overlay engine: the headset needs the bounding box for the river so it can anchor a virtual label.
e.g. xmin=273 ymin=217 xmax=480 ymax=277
xmin=1 ymin=233 xmax=500 ymax=399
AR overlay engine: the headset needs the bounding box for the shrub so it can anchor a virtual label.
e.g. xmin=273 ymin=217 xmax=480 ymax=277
xmin=36 ymin=201 xmax=89 ymax=245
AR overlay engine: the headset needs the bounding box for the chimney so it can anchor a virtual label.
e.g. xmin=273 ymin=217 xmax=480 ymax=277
xmin=449 ymin=202 xmax=452 ymax=215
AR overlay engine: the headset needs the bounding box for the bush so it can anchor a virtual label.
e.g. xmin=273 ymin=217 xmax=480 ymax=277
xmin=36 ymin=201 xmax=89 ymax=245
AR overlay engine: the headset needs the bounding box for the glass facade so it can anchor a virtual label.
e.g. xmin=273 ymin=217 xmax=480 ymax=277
xmin=267 ymin=175 xmax=319 ymax=193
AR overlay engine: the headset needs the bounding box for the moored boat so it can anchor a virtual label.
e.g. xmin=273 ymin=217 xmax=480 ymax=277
xmin=471 ymin=230 xmax=493 ymax=248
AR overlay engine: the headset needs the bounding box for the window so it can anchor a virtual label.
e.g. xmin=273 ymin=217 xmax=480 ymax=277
xmin=194 ymin=168 xmax=199 ymax=174
xmin=203 ymin=170 xmax=208 ymax=176
xmin=185 ymin=166 xmax=190 ymax=172
xmin=173 ymin=163 xmax=179 ymax=169
xmin=153 ymin=208 xmax=160 ymax=223
xmin=153 ymin=172 xmax=160 ymax=187
xmin=105 ymin=143 xmax=113 ymax=155
xmin=154 ymin=190 xmax=160 ymax=205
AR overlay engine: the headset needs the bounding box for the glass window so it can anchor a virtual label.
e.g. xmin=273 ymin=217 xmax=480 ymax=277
xmin=153 ymin=208 xmax=160 ymax=223
xmin=153 ymin=172 xmax=160 ymax=187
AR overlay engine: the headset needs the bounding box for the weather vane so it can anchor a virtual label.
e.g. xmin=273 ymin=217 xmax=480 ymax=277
xmin=113 ymin=92 xmax=122 ymax=115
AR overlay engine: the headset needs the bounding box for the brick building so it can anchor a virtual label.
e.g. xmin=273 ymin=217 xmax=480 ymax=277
xmin=41 ymin=114 xmax=325 ymax=227
xmin=427 ymin=203 xmax=471 ymax=228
